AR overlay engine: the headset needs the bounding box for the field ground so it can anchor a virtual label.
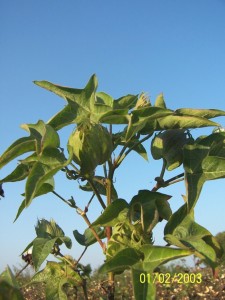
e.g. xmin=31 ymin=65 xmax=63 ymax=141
xmin=19 ymin=265 xmax=225 ymax=299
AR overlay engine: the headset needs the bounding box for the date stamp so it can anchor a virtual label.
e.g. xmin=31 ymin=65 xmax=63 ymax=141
xmin=139 ymin=272 xmax=202 ymax=284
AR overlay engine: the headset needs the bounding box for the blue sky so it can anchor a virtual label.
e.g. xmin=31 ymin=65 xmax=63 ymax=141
xmin=1 ymin=0 xmax=225 ymax=272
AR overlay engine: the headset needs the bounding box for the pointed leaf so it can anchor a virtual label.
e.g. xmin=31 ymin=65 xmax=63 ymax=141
xmin=21 ymin=120 xmax=60 ymax=154
xmin=113 ymin=94 xmax=138 ymax=109
xmin=14 ymin=199 xmax=26 ymax=222
xmin=0 ymin=268 xmax=24 ymax=300
xmin=154 ymin=93 xmax=166 ymax=108
xmin=0 ymin=163 xmax=30 ymax=183
xmin=73 ymin=226 xmax=105 ymax=247
xmin=126 ymin=107 xmax=173 ymax=139
xmin=129 ymin=190 xmax=171 ymax=233
xmin=99 ymin=248 xmax=142 ymax=274
xmin=0 ymin=137 xmax=35 ymax=169
xmin=24 ymin=147 xmax=72 ymax=206
xmin=92 ymin=199 xmax=129 ymax=227
xmin=175 ymin=108 xmax=225 ymax=119
xmin=183 ymin=133 xmax=225 ymax=211
xmin=32 ymin=237 xmax=57 ymax=270
xmin=0 ymin=266 xmax=19 ymax=288
xmin=154 ymin=115 xmax=219 ymax=130
xmin=31 ymin=261 xmax=82 ymax=299
xmin=136 ymin=244 xmax=193 ymax=272
xmin=99 ymin=108 xmax=130 ymax=124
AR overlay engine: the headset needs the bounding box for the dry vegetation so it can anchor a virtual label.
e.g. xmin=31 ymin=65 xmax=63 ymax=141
xmin=18 ymin=264 xmax=225 ymax=300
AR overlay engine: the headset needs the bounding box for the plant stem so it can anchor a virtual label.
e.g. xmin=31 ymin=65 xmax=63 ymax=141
xmin=88 ymin=178 xmax=106 ymax=209
xmin=15 ymin=263 xmax=29 ymax=278
xmin=151 ymin=172 xmax=184 ymax=192
xmin=160 ymin=159 xmax=166 ymax=179
xmin=77 ymin=210 xmax=105 ymax=250
xmin=114 ymin=133 xmax=153 ymax=169
xmin=106 ymin=165 xmax=115 ymax=299
xmin=52 ymin=190 xmax=72 ymax=207
xmin=164 ymin=172 xmax=184 ymax=185
xmin=52 ymin=191 xmax=105 ymax=250
xmin=76 ymin=246 xmax=88 ymax=265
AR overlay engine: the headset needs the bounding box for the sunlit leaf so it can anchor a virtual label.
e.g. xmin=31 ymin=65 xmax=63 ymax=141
xmin=92 ymin=199 xmax=129 ymax=227
xmin=175 ymin=108 xmax=225 ymax=119
xmin=99 ymin=248 xmax=142 ymax=273
xmin=113 ymin=94 xmax=138 ymax=109
xmin=0 ymin=137 xmax=35 ymax=169
xmin=154 ymin=93 xmax=166 ymax=109
xmin=73 ymin=226 xmax=105 ymax=247
xmin=0 ymin=163 xmax=30 ymax=183
xmin=30 ymin=219 xmax=72 ymax=270
xmin=129 ymin=190 xmax=171 ymax=233
xmin=183 ymin=133 xmax=225 ymax=211
xmin=31 ymin=261 xmax=82 ymax=298
xmin=79 ymin=176 xmax=118 ymax=200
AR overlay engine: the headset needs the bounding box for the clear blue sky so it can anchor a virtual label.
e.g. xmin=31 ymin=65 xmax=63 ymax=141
xmin=1 ymin=0 xmax=225 ymax=272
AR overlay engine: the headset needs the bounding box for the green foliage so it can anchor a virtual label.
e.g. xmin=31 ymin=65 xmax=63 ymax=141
xmin=1 ymin=74 xmax=225 ymax=299
xmin=215 ymin=231 xmax=225 ymax=265
xmin=0 ymin=267 xmax=24 ymax=300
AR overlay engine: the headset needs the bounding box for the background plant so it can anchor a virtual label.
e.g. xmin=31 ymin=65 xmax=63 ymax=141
xmin=0 ymin=74 xmax=225 ymax=299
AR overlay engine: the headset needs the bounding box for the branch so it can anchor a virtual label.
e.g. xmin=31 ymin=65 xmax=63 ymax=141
xmin=151 ymin=172 xmax=185 ymax=192
xmin=52 ymin=191 xmax=73 ymax=207
xmin=15 ymin=263 xmax=29 ymax=278
xmin=114 ymin=133 xmax=153 ymax=169
xmin=87 ymin=178 xmax=106 ymax=209
xmin=76 ymin=208 xmax=105 ymax=250
xmin=76 ymin=246 xmax=88 ymax=266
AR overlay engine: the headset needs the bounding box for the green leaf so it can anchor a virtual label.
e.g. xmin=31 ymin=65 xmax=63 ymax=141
xmin=35 ymin=75 xmax=114 ymax=128
xmin=25 ymin=162 xmax=52 ymax=206
xmin=24 ymin=147 xmax=72 ymax=206
xmin=79 ymin=176 xmax=118 ymax=200
xmin=183 ymin=133 xmax=225 ymax=211
xmin=73 ymin=226 xmax=105 ymax=247
xmin=99 ymin=108 xmax=130 ymax=124
xmin=151 ymin=129 xmax=194 ymax=170
xmin=14 ymin=199 xmax=26 ymax=222
xmin=31 ymin=261 xmax=82 ymax=299
xmin=14 ymin=177 xmax=55 ymax=222
xmin=129 ymin=190 xmax=171 ymax=233
xmin=175 ymin=108 xmax=225 ymax=119
xmin=92 ymin=199 xmax=129 ymax=227
xmin=126 ymin=107 xmax=173 ymax=140
xmin=129 ymin=243 xmax=193 ymax=299
xmin=154 ymin=93 xmax=167 ymax=108
xmin=0 ymin=137 xmax=35 ymax=169
xmin=32 ymin=237 xmax=58 ymax=271
xmin=115 ymin=134 xmax=149 ymax=161
xmin=154 ymin=115 xmax=219 ymax=130
xmin=135 ymin=93 xmax=151 ymax=109
xmin=98 ymin=248 xmax=142 ymax=274
xmin=31 ymin=219 xmax=72 ymax=270
xmin=131 ymin=268 xmax=156 ymax=300
xmin=135 ymin=244 xmax=193 ymax=272
xmin=21 ymin=120 xmax=60 ymax=154
xmin=0 ymin=267 xmax=25 ymax=300
xmin=164 ymin=204 xmax=188 ymax=236
xmin=0 ymin=266 xmax=19 ymax=288
xmin=96 ymin=92 xmax=114 ymax=107
xmin=164 ymin=209 xmax=222 ymax=268
xmin=113 ymin=94 xmax=138 ymax=109
xmin=0 ymin=163 xmax=30 ymax=183
xmin=21 ymin=148 xmax=67 ymax=167
xmin=35 ymin=219 xmax=71 ymax=246
xmin=155 ymin=198 xmax=172 ymax=221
